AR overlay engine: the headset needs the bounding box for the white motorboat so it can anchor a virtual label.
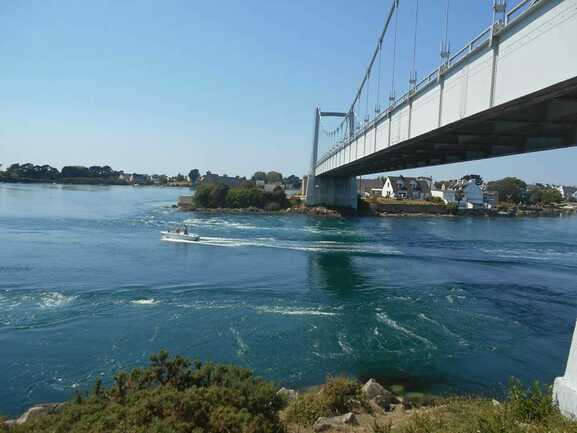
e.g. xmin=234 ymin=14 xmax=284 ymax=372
xmin=161 ymin=231 xmax=200 ymax=242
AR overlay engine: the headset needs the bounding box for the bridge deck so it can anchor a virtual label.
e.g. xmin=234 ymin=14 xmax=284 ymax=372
xmin=323 ymin=76 xmax=577 ymax=177
xmin=315 ymin=0 xmax=577 ymax=177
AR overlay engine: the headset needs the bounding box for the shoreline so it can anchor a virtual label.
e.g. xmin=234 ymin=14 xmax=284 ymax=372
xmin=177 ymin=203 xmax=577 ymax=219
xmin=0 ymin=179 xmax=192 ymax=188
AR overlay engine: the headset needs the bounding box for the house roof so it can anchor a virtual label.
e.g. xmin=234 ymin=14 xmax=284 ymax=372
xmin=385 ymin=176 xmax=431 ymax=194
xmin=434 ymin=179 xmax=474 ymax=192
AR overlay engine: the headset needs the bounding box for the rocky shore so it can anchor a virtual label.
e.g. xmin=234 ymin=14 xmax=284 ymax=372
xmin=0 ymin=378 xmax=435 ymax=431
xmin=4 ymin=370 xmax=574 ymax=433
xmin=177 ymin=195 xmax=577 ymax=219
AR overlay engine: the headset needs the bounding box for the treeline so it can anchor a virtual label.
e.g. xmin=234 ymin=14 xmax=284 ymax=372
xmin=251 ymin=171 xmax=300 ymax=188
xmin=487 ymin=177 xmax=564 ymax=205
xmin=194 ymin=183 xmax=292 ymax=211
xmin=0 ymin=163 xmax=127 ymax=184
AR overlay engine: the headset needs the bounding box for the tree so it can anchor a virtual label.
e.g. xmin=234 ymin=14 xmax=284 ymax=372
xmin=209 ymin=183 xmax=230 ymax=208
xmin=462 ymin=174 xmax=483 ymax=185
xmin=252 ymin=171 xmax=266 ymax=182
xmin=6 ymin=163 xmax=60 ymax=180
xmin=88 ymin=166 xmax=113 ymax=178
xmin=285 ymin=175 xmax=301 ymax=188
xmin=528 ymin=187 xmax=562 ymax=205
xmin=486 ymin=177 xmax=527 ymax=204
xmin=188 ymin=169 xmax=200 ymax=184
xmin=266 ymin=186 xmax=289 ymax=209
xmin=194 ymin=184 xmax=213 ymax=208
xmin=62 ymin=166 xmax=90 ymax=178
xmin=265 ymin=171 xmax=283 ymax=184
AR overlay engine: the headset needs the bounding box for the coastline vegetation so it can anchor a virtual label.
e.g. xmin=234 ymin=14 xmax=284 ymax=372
xmin=194 ymin=183 xmax=292 ymax=211
xmin=284 ymin=376 xmax=369 ymax=425
xmin=487 ymin=177 xmax=563 ymax=206
xmin=1 ymin=351 xmax=285 ymax=433
xmin=0 ymin=163 xmax=131 ymax=185
xmin=2 ymin=353 xmax=576 ymax=433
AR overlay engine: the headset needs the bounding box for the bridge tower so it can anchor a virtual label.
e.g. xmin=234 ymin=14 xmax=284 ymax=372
xmin=305 ymin=108 xmax=358 ymax=210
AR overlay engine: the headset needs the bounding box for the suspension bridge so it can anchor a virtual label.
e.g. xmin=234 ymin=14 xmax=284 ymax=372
xmin=305 ymin=0 xmax=577 ymax=209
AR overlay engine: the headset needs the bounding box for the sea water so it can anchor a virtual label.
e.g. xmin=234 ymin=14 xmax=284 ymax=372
xmin=1 ymin=183 xmax=576 ymax=416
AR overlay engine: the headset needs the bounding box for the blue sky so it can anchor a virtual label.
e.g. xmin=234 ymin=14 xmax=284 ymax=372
xmin=0 ymin=0 xmax=575 ymax=184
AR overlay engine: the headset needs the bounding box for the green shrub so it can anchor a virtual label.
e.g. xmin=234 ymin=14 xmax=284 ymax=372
xmin=194 ymin=184 xmax=289 ymax=210
xmin=446 ymin=203 xmax=459 ymax=215
xmin=264 ymin=202 xmax=282 ymax=212
xmin=507 ymin=378 xmax=555 ymax=423
xmin=194 ymin=183 xmax=214 ymax=208
xmin=427 ymin=196 xmax=445 ymax=205
xmin=284 ymin=376 xmax=366 ymax=426
xmin=265 ymin=187 xmax=289 ymax=209
xmin=6 ymin=351 xmax=285 ymax=433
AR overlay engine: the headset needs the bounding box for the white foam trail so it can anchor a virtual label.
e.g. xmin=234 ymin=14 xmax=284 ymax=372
xmin=39 ymin=292 xmax=76 ymax=309
xmin=417 ymin=313 xmax=466 ymax=345
xmin=163 ymin=235 xmax=403 ymax=255
xmin=230 ymin=327 xmax=248 ymax=356
xmin=256 ymin=306 xmax=337 ymax=317
xmin=131 ymin=299 xmax=158 ymax=305
xmin=337 ymin=333 xmax=354 ymax=354
xmin=376 ymin=313 xmax=436 ymax=348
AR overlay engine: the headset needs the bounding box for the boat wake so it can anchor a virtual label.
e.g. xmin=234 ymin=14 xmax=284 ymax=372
xmin=162 ymin=235 xmax=402 ymax=256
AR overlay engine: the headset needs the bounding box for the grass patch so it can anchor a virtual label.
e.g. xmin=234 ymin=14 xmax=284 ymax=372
xmin=398 ymin=380 xmax=575 ymax=433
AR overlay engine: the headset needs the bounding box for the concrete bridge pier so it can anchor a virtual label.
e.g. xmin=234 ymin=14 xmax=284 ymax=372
xmin=554 ymin=321 xmax=577 ymax=418
xmin=306 ymin=174 xmax=358 ymax=209
xmin=305 ymin=107 xmax=358 ymax=210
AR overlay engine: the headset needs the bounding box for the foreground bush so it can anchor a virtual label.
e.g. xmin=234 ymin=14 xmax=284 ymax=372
xmin=2 ymin=351 xmax=285 ymax=433
xmin=284 ymin=376 xmax=367 ymax=425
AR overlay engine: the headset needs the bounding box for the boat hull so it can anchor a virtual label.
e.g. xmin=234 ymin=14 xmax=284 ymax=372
xmin=160 ymin=232 xmax=200 ymax=242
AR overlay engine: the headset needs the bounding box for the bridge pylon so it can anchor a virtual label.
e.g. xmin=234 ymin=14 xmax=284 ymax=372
xmin=305 ymin=108 xmax=358 ymax=210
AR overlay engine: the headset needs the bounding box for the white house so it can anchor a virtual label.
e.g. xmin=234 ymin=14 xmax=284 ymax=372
xmin=381 ymin=176 xmax=432 ymax=200
xmin=432 ymin=179 xmax=488 ymax=209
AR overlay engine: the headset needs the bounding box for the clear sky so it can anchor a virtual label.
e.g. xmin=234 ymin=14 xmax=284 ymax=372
xmin=1 ymin=0 xmax=575 ymax=184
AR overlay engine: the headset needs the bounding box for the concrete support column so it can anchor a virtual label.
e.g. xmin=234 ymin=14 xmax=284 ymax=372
xmin=306 ymin=175 xmax=358 ymax=210
xmin=554 ymin=321 xmax=577 ymax=418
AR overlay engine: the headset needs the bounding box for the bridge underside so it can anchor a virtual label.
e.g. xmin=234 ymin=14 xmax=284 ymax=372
xmin=321 ymin=77 xmax=577 ymax=177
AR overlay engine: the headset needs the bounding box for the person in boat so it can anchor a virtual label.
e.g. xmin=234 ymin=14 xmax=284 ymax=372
xmin=175 ymin=227 xmax=181 ymax=234
xmin=183 ymin=226 xmax=189 ymax=235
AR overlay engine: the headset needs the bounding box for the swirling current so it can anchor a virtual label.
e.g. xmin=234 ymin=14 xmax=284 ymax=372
xmin=1 ymin=183 xmax=576 ymax=416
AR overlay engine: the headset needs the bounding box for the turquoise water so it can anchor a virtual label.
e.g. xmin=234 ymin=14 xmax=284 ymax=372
xmin=1 ymin=183 xmax=577 ymax=416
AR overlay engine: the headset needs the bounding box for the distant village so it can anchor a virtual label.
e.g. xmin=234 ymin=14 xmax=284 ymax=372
xmin=2 ymin=163 xmax=576 ymax=210
xmin=353 ymin=174 xmax=577 ymax=209
xmin=0 ymin=163 xmax=303 ymax=193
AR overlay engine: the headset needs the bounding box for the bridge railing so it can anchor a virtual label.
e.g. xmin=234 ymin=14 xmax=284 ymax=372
xmin=316 ymin=0 xmax=545 ymax=170
xmin=506 ymin=0 xmax=539 ymax=24
xmin=448 ymin=27 xmax=492 ymax=68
